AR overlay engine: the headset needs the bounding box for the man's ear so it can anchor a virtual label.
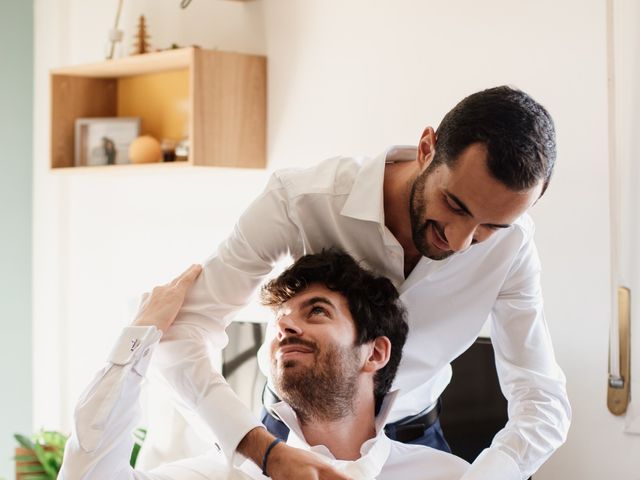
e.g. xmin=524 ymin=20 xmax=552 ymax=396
xmin=417 ymin=126 xmax=436 ymax=170
xmin=362 ymin=336 xmax=391 ymax=374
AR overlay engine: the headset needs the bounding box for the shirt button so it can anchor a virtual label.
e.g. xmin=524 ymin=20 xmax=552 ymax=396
xmin=143 ymin=349 xmax=149 ymax=357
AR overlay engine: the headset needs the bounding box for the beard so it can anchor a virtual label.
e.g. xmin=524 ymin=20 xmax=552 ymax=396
xmin=272 ymin=337 xmax=361 ymax=424
xmin=409 ymin=167 xmax=453 ymax=261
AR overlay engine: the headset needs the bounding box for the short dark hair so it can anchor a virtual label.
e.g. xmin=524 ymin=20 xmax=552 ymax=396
xmin=261 ymin=250 xmax=408 ymax=406
xmin=433 ymin=85 xmax=556 ymax=195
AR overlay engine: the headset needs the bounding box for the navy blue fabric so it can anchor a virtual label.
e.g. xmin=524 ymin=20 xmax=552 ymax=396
xmin=260 ymin=408 xmax=291 ymax=441
xmin=260 ymin=408 xmax=451 ymax=453
xmin=384 ymin=418 xmax=451 ymax=452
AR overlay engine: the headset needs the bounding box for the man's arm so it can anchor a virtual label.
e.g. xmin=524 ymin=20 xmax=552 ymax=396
xmin=61 ymin=266 xmax=233 ymax=480
xmin=150 ymin=178 xmax=353 ymax=480
xmin=150 ymin=177 xmax=298 ymax=456
xmin=60 ymin=326 xmax=161 ymax=480
xmin=460 ymin=238 xmax=571 ymax=480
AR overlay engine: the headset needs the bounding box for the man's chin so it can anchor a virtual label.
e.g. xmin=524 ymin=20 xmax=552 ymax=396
xmin=425 ymin=250 xmax=454 ymax=261
xmin=281 ymin=359 xmax=302 ymax=369
xmin=275 ymin=361 xmax=309 ymax=379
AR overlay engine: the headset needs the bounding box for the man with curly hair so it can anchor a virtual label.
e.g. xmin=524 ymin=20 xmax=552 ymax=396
xmin=61 ymin=252 xmax=469 ymax=479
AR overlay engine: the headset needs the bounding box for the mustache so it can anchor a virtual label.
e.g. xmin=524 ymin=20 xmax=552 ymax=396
xmin=276 ymin=337 xmax=318 ymax=352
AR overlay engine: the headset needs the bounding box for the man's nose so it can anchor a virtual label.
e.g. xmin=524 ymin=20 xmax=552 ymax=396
xmin=445 ymin=222 xmax=477 ymax=252
xmin=275 ymin=313 xmax=303 ymax=340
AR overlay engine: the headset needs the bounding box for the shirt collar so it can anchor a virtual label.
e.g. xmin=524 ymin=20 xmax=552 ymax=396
xmin=340 ymin=146 xmax=417 ymax=225
xmin=270 ymin=390 xmax=400 ymax=479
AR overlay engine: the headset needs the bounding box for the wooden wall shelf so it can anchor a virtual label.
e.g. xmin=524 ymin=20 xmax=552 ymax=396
xmin=51 ymin=47 xmax=266 ymax=170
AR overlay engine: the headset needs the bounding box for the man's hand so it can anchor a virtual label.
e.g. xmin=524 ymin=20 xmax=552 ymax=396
xmin=132 ymin=264 xmax=202 ymax=333
xmin=268 ymin=443 xmax=353 ymax=480
xmin=238 ymin=427 xmax=352 ymax=480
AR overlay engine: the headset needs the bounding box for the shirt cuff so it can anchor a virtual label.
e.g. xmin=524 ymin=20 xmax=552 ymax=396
xmin=108 ymin=326 xmax=162 ymax=375
xmin=192 ymin=382 xmax=265 ymax=464
xmin=460 ymin=448 xmax=521 ymax=480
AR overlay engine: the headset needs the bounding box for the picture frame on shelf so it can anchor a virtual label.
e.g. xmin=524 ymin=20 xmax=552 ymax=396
xmin=74 ymin=117 xmax=141 ymax=167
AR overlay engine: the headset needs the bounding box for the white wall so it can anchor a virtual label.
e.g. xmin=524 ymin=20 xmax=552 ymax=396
xmin=32 ymin=1 xmax=640 ymax=478
xmin=33 ymin=0 xmax=269 ymax=432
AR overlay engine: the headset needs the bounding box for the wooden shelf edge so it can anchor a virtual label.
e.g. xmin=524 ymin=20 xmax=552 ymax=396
xmin=50 ymin=161 xmax=194 ymax=173
xmin=51 ymin=47 xmax=196 ymax=78
xmin=49 ymin=162 xmax=266 ymax=174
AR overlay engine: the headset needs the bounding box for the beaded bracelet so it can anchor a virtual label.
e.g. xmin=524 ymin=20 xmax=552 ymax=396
xmin=261 ymin=437 xmax=282 ymax=477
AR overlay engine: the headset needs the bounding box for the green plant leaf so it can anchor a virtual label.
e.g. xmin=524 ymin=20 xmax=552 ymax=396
xmin=15 ymin=454 xmax=38 ymax=462
xmin=14 ymin=429 xmax=67 ymax=479
xmin=16 ymin=463 xmax=46 ymax=473
xmin=129 ymin=441 xmax=141 ymax=468
xmin=37 ymin=430 xmax=68 ymax=450
xmin=14 ymin=433 xmax=36 ymax=451
xmin=32 ymin=443 xmax=57 ymax=478
xmin=133 ymin=427 xmax=147 ymax=443
xmin=129 ymin=426 xmax=148 ymax=468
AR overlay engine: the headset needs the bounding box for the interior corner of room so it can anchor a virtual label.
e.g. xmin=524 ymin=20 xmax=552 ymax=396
xmin=1 ymin=0 xmax=640 ymax=479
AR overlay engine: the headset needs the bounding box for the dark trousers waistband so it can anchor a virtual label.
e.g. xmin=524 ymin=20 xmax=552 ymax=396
xmin=384 ymin=400 xmax=441 ymax=443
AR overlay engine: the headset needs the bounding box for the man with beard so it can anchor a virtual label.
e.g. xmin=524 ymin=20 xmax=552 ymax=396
xmin=156 ymin=86 xmax=571 ymax=480
xmin=60 ymin=253 xmax=470 ymax=479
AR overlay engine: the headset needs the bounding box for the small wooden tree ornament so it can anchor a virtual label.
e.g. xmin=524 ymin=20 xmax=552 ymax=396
xmin=132 ymin=15 xmax=151 ymax=55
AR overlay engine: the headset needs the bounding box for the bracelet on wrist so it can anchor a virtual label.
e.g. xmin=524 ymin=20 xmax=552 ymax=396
xmin=261 ymin=437 xmax=282 ymax=477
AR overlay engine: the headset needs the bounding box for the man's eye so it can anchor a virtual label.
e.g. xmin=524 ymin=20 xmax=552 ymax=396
xmin=310 ymin=306 xmax=328 ymax=316
xmin=444 ymin=196 xmax=464 ymax=213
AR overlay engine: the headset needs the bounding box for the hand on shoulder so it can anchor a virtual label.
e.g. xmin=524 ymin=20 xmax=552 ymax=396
xmin=268 ymin=442 xmax=354 ymax=480
xmin=132 ymin=264 xmax=202 ymax=333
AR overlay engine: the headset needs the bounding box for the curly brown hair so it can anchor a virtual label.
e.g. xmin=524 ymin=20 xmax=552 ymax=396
xmin=261 ymin=249 xmax=408 ymax=407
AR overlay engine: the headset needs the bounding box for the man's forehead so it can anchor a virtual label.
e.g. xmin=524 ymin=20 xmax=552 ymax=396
xmin=278 ymin=283 xmax=348 ymax=311
xmin=442 ymin=145 xmax=543 ymax=223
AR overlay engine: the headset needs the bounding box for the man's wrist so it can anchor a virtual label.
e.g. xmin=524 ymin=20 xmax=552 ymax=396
xmin=261 ymin=438 xmax=282 ymax=476
xmin=237 ymin=427 xmax=277 ymax=467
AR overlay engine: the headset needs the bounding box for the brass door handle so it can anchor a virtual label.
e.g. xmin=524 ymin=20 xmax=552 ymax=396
xmin=608 ymin=287 xmax=631 ymax=415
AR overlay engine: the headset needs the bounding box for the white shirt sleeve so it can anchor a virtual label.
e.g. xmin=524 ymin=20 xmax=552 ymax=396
xmin=60 ymin=326 xmax=241 ymax=480
xmin=463 ymin=238 xmax=571 ymax=480
xmin=152 ymin=175 xmax=303 ymax=463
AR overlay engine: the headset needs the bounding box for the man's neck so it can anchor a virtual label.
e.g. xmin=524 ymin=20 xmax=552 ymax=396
xmin=383 ymin=161 xmax=422 ymax=276
xmin=298 ymin=394 xmax=377 ymax=461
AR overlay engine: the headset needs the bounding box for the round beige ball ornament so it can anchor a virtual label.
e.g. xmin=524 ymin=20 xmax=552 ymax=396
xmin=129 ymin=135 xmax=162 ymax=164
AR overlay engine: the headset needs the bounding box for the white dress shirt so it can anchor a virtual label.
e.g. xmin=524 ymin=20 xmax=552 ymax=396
xmin=157 ymin=146 xmax=571 ymax=480
xmin=60 ymin=326 xmax=470 ymax=480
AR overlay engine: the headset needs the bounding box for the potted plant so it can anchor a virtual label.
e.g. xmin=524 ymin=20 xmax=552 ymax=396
xmin=14 ymin=428 xmax=146 ymax=479
xmin=14 ymin=430 xmax=66 ymax=479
